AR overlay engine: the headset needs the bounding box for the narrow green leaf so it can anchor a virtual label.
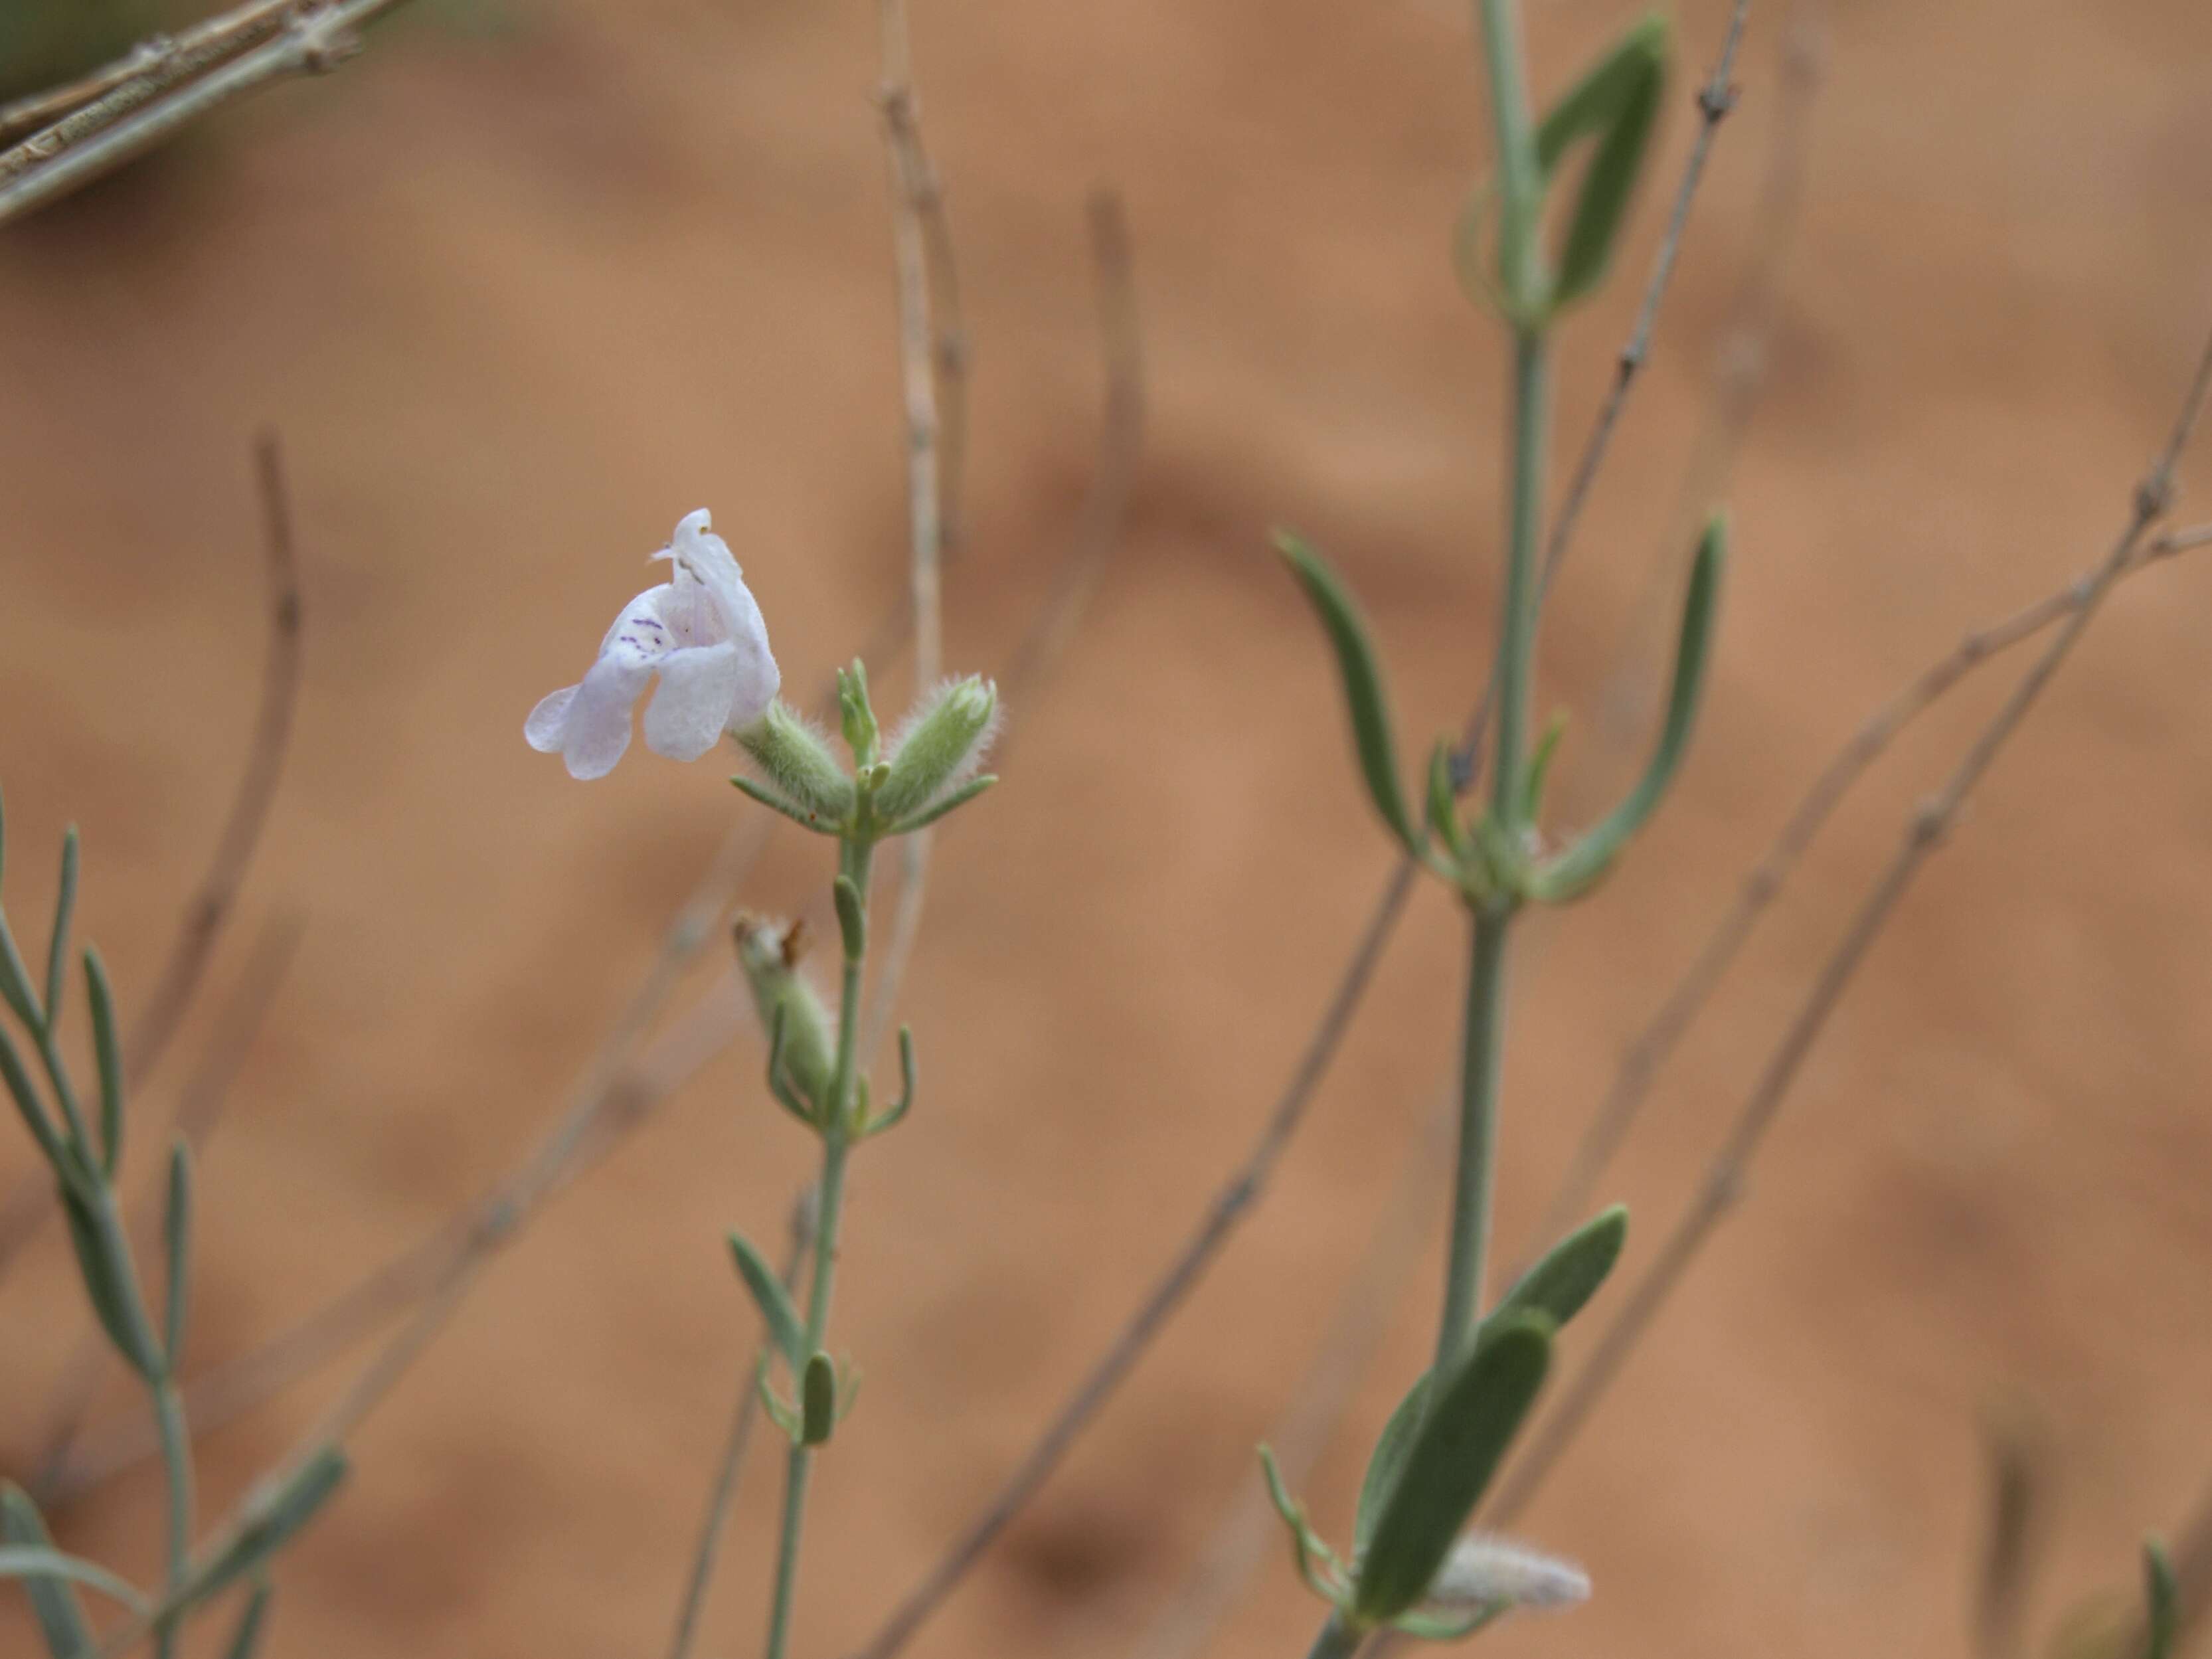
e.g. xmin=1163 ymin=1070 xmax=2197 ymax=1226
xmin=2144 ymin=1537 xmax=2178 ymax=1659
xmin=1355 ymin=1371 xmax=1432 ymax=1556
xmin=222 ymin=1581 xmax=276 ymax=1659
xmin=1492 ymin=1205 xmax=1628 ymax=1332
xmin=883 ymin=774 xmax=997 ymax=836
xmin=0 ymin=1545 xmax=150 ymax=1620
xmin=1276 ymin=533 xmax=1419 ymax=855
xmin=82 ymin=950 xmax=122 ymax=1177
xmin=0 ymin=1019 xmax=65 ymax=1169
xmin=1532 ymin=514 xmax=1725 ymax=900
xmin=727 ymin=1230 xmax=804 ymax=1369
xmin=1352 ymin=1313 xmax=1554 ymax=1623
xmin=1 ymin=1482 xmax=97 ymax=1656
xmin=1258 ymin=1446 xmax=1350 ymax=1607
xmin=163 ymin=1140 xmax=194 ymax=1367
xmin=0 ymin=902 xmax=41 ymax=1031
xmin=1425 ymin=743 xmax=1470 ymax=865
xmin=58 ymin=1185 xmax=161 ymax=1380
xmin=44 ymin=829 xmax=78 ymax=1027
xmin=1536 ymin=15 xmax=1670 ymax=307
xmin=801 ymin=1352 xmax=837 ymax=1446
xmin=731 ymin=774 xmax=835 ymax=835
xmin=1516 ymin=711 xmax=1569 ymax=827
xmin=832 ymin=875 xmax=866 ymax=962
xmin=191 ymin=1450 xmax=349 ymax=1609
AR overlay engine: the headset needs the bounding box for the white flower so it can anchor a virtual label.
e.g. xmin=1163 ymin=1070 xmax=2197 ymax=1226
xmin=1422 ymin=1533 xmax=1590 ymax=1614
xmin=526 ymin=509 xmax=780 ymax=780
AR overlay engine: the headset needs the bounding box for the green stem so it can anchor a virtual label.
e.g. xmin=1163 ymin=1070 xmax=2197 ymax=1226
xmin=1303 ymin=1610 xmax=1365 ymax=1659
xmin=150 ymin=1379 xmax=193 ymax=1659
xmin=1489 ymin=331 xmax=1550 ymax=826
xmin=1434 ymin=905 xmax=1512 ymax=1372
xmin=761 ymin=839 xmax=872 ymax=1659
xmin=1474 ymin=0 xmax=1544 ymax=315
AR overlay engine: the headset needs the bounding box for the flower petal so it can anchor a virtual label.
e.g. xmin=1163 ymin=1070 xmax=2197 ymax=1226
xmin=525 ymin=685 xmax=579 ymax=752
xmin=560 ymin=655 xmax=652 ymax=780
xmin=643 ymin=642 xmax=744 ymax=762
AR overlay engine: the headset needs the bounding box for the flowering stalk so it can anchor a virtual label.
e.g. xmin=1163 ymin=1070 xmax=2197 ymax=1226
xmin=1268 ymin=1 xmax=1701 ymax=1649
xmin=724 ymin=663 xmax=998 ymax=1659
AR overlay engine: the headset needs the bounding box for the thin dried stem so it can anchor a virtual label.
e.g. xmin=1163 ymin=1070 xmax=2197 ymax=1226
xmin=845 ymin=857 xmax=1418 ymax=1659
xmin=1484 ymin=311 xmax=2212 ymax=1530
xmin=0 ymin=435 xmax=303 ymax=1285
xmin=1521 ymin=517 xmax=2212 ymax=1274
xmin=0 ymin=0 xmax=420 ymax=226
xmin=0 ymin=0 xmax=297 ymax=145
xmin=861 ymin=0 xmax=952 ymax=1066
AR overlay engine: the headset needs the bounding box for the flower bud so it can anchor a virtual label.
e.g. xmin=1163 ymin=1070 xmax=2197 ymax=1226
xmin=873 ymin=677 xmax=1000 ymax=825
xmin=734 ymin=916 xmax=837 ymax=1118
xmin=735 ymin=702 xmax=855 ymax=827
xmin=1421 ymin=1533 xmax=1589 ymax=1615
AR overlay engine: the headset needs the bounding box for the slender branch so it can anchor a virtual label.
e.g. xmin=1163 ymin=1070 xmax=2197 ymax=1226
xmin=843 ymin=857 xmax=1419 ymax=1659
xmin=0 ymin=436 xmax=303 ymax=1286
xmin=1483 ymin=311 xmax=2212 ymax=1530
xmin=860 ymin=0 xmax=950 ymax=1067
xmin=0 ymin=0 xmax=422 ymax=226
xmin=0 ymin=0 xmax=296 ymax=151
xmin=666 ymin=1191 xmax=813 ymax=1659
xmin=1520 ymin=518 xmax=2212 ymax=1273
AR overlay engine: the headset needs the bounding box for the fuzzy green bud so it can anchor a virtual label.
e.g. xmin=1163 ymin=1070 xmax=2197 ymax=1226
xmin=734 ymin=916 xmax=837 ymax=1120
xmin=838 ymin=660 xmax=879 ymax=768
xmin=875 ymin=677 xmax=1000 ymax=826
xmin=735 ymin=702 xmax=855 ymax=828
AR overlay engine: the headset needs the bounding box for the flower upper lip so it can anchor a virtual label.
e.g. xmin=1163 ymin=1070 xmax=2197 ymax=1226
xmin=525 ymin=509 xmax=780 ymax=780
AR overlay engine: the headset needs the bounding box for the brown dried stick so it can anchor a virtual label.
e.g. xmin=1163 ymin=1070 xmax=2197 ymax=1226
xmin=860 ymin=0 xmax=952 ymax=1066
xmin=0 ymin=435 xmax=303 ymax=1285
xmin=0 ymin=0 xmax=296 ymax=150
xmin=1484 ymin=314 xmax=2212 ymax=1531
xmin=0 ymin=0 xmax=420 ymax=225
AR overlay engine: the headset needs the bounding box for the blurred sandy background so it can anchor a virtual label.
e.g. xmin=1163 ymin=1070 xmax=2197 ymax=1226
xmin=3 ymin=1 xmax=2212 ymax=1654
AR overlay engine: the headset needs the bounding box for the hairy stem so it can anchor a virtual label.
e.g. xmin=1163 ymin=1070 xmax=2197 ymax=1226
xmin=1434 ymin=906 xmax=1513 ymax=1371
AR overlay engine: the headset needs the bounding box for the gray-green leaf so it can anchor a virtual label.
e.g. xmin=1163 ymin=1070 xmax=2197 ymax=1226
xmin=801 ymin=1352 xmax=837 ymax=1446
xmin=2144 ymin=1537 xmax=2178 ymax=1659
xmin=1537 ymin=14 xmax=1670 ymax=307
xmin=1276 ymin=532 xmax=1419 ymax=855
xmin=728 ymin=1230 xmax=804 ymax=1369
xmin=1 ymin=1484 xmax=98 ymax=1655
xmin=1532 ymin=513 xmax=1724 ymax=901
xmin=1493 ymin=1205 xmax=1627 ymax=1331
xmin=1351 ymin=1313 xmax=1553 ymax=1623
xmin=191 ymin=1449 xmax=349 ymax=1610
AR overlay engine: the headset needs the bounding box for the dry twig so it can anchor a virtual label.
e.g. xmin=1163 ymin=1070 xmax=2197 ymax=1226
xmin=1484 ymin=314 xmax=2212 ymax=1531
xmin=859 ymin=0 xmax=953 ymax=1065
xmin=0 ymin=0 xmax=420 ymax=226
